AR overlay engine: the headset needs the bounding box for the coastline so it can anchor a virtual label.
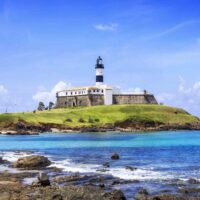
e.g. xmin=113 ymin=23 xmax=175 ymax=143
xmin=1 ymin=121 xmax=200 ymax=135
xmin=1 ymin=148 xmax=200 ymax=200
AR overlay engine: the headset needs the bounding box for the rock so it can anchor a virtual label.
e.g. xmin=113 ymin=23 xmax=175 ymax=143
xmin=99 ymin=183 xmax=105 ymax=188
xmin=13 ymin=155 xmax=51 ymax=169
xmin=38 ymin=172 xmax=50 ymax=186
xmin=178 ymin=187 xmax=200 ymax=194
xmin=51 ymin=194 xmax=63 ymax=200
xmin=97 ymin=169 xmax=109 ymax=173
xmin=0 ymin=181 xmax=20 ymax=187
xmin=106 ymin=190 xmax=126 ymax=200
xmin=52 ymin=174 xmax=84 ymax=184
xmin=47 ymin=167 xmax=63 ymax=173
xmin=125 ymin=166 xmax=137 ymax=171
xmin=188 ymin=178 xmax=199 ymax=184
xmin=103 ymin=162 xmax=110 ymax=168
xmin=135 ymin=188 xmax=149 ymax=200
xmin=112 ymin=180 xmax=121 ymax=185
xmin=58 ymin=185 xmax=126 ymax=200
xmin=148 ymin=194 xmax=184 ymax=200
xmin=111 ymin=153 xmax=120 ymax=160
xmin=0 ymin=157 xmax=4 ymax=164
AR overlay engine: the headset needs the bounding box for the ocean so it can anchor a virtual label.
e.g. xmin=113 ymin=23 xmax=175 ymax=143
xmin=1 ymin=130 xmax=200 ymax=199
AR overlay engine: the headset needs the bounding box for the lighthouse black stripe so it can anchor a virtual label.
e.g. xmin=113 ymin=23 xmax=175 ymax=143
xmin=96 ymin=75 xmax=103 ymax=82
xmin=95 ymin=64 xmax=104 ymax=69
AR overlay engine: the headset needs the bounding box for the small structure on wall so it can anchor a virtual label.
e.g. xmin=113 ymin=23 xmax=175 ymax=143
xmin=56 ymin=57 xmax=158 ymax=107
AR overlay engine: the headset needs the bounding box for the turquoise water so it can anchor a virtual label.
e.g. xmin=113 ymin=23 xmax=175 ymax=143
xmin=0 ymin=130 xmax=200 ymax=150
xmin=1 ymin=130 xmax=200 ymax=198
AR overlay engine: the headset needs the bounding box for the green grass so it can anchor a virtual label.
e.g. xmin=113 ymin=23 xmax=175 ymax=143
xmin=0 ymin=104 xmax=199 ymax=128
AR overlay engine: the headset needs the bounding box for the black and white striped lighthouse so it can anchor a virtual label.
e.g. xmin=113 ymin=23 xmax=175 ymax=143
xmin=95 ymin=56 xmax=104 ymax=86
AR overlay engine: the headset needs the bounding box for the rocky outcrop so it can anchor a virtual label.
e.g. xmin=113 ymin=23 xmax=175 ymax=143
xmin=125 ymin=166 xmax=137 ymax=171
xmin=15 ymin=121 xmax=50 ymax=133
xmin=103 ymin=162 xmax=110 ymax=168
xmin=13 ymin=155 xmax=51 ymax=169
xmin=0 ymin=157 xmax=4 ymax=164
xmin=0 ymin=182 xmax=126 ymax=200
xmin=135 ymin=188 xmax=149 ymax=200
xmin=1 ymin=119 xmax=200 ymax=134
xmin=111 ymin=153 xmax=120 ymax=160
xmin=52 ymin=174 xmax=84 ymax=184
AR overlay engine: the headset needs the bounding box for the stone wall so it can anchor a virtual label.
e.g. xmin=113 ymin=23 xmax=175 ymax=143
xmin=113 ymin=94 xmax=158 ymax=105
xmin=56 ymin=94 xmax=157 ymax=108
xmin=56 ymin=95 xmax=104 ymax=108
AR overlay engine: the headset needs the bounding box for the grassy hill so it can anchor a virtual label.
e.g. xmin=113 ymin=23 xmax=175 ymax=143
xmin=0 ymin=105 xmax=199 ymax=131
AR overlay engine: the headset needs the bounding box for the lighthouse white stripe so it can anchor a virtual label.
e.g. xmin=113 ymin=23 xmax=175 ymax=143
xmin=96 ymin=68 xmax=103 ymax=76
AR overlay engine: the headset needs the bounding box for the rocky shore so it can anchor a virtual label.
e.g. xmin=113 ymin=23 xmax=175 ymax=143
xmin=1 ymin=153 xmax=200 ymax=200
xmin=1 ymin=120 xmax=200 ymax=135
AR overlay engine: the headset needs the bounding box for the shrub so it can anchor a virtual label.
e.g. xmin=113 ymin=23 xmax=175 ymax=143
xmin=65 ymin=118 xmax=72 ymax=122
xmin=88 ymin=118 xmax=94 ymax=123
xmin=94 ymin=118 xmax=100 ymax=122
xmin=78 ymin=118 xmax=85 ymax=123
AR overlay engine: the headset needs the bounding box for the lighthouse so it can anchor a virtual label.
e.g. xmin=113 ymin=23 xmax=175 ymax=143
xmin=95 ymin=56 xmax=104 ymax=86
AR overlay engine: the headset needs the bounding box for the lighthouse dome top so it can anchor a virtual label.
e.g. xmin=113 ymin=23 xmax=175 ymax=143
xmin=95 ymin=56 xmax=104 ymax=69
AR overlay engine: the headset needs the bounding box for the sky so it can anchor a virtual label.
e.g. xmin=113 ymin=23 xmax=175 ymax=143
xmin=1 ymin=0 xmax=200 ymax=116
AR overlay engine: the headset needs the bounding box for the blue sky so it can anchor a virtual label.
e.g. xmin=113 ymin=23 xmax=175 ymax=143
xmin=1 ymin=0 xmax=200 ymax=116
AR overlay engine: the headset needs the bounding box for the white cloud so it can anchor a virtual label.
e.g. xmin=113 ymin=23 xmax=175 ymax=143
xmin=0 ymin=85 xmax=8 ymax=95
xmin=193 ymin=81 xmax=200 ymax=91
xmin=33 ymin=81 xmax=71 ymax=104
xmin=94 ymin=23 xmax=118 ymax=31
xmin=145 ymin=20 xmax=200 ymax=40
xmin=120 ymin=87 xmax=144 ymax=94
xmin=156 ymin=78 xmax=200 ymax=116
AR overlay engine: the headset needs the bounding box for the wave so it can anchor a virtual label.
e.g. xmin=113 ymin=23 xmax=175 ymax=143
xmin=0 ymin=151 xmax=36 ymax=162
xmin=49 ymin=158 xmax=176 ymax=181
xmin=0 ymin=151 xmax=196 ymax=183
xmin=50 ymin=159 xmax=100 ymax=173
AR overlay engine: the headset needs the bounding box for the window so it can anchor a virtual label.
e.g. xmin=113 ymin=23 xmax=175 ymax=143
xmin=102 ymin=90 xmax=104 ymax=93
xmin=66 ymin=92 xmax=68 ymax=95
xmin=71 ymin=92 xmax=73 ymax=95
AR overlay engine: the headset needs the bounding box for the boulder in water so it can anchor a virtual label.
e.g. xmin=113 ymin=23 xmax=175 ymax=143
xmin=188 ymin=178 xmax=199 ymax=184
xmin=103 ymin=162 xmax=110 ymax=168
xmin=0 ymin=157 xmax=4 ymax=164
xmin=13 ymin=155 xmax=51 ymax=169
xmin=106 ymin=190 xmax=126 ymax=200
xmin=111 ymin=153 xmax=120 ymax=160
xmin=125 ymin=166 xmax=137 ymax=171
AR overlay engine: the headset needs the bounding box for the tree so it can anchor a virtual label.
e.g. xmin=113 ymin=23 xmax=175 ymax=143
xmin=48 ymin=102 xmax=54 ymax=110
xmin=38 ymin=102 xmax=45 ymax=111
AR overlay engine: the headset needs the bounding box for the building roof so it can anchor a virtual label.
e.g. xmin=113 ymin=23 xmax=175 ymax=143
xmin=58 ymin=85 xmax=112 ymax=93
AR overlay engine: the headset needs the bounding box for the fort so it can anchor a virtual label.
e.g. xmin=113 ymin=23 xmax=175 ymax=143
xmin=56 ymin=57 xmax=158 ymax=107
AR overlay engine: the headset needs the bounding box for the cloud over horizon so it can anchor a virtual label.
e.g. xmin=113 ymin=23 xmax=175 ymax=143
xmin=156 ymin=77 xmax=200 ymax=116
xmin=0 ymin=85 xmax=8 ymax=95
xmin=33 ymin=81 xmax=70 ymax=105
